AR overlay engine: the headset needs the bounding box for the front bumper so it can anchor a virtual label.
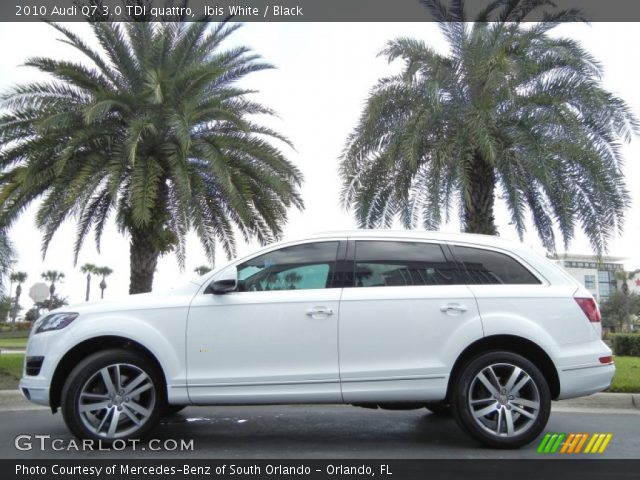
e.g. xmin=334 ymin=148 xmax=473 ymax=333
xmin=19 ymin=328 xmax=68 ymax=408
xmin=19 ymin=376 xmax=50 ymax=407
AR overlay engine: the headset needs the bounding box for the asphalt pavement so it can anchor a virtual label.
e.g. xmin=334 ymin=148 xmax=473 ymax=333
xmin=0 ymin=403 xmax=638 ymax=459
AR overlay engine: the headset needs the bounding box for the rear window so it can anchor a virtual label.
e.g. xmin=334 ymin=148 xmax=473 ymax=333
xmin=452 ymin=246 xmax=541 ymax=285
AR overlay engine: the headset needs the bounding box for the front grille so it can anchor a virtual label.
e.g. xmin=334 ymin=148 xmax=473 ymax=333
xmin=25 ymin=356 xmax=44 ymax=376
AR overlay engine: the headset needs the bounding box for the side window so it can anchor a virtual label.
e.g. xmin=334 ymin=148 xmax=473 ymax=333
xmin=237 ymin=242 xmax=339 ymax=292
xmin=354 ymin=241 xmax=457 ymax=287
xmin=452 ymin=246 xmax=541 ymax=285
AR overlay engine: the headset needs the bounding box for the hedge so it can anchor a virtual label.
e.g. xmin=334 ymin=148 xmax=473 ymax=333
xmin=611 ymin=334 xmax=640 ymax=357
xmin=0 ymin=322 xmax=32 ymax=333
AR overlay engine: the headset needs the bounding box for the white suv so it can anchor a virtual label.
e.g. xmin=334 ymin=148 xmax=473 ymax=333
xmin=20 ymin=231 xmax=614 ymax=448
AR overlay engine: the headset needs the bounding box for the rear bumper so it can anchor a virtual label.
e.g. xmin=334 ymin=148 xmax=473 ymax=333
xmin=557 ymin=363 xmax=615 ymax=400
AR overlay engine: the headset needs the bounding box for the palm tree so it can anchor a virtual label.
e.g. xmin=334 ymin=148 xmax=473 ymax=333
xmin=0 ymin=20 xmax=303 ymax=294
xmin=95 ymin=266 xmax=113 ymax=299
xmin=0 ymin=233 xmax=15 ymax=321
xmin=80 ymin=263 xmax=97 ymax=302
xmin=0 ymin=231 xmax=14 ymax=296
xmin=9 ymin=271 xmax=27 ymax=322
xmin=194 ymin=265 xmax=212 ymax=276
xmin=41 ymin=270 xmax=65 ymax=299
xmin=615 ymin=269 xmax=640 ymax=295
xmin=340 ymin=0 xmax=637 ymax=254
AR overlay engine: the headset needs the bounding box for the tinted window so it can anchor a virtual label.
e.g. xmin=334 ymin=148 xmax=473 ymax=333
xmin=452 ymin=246 xmax=540 ymax=285
xmin=354 ymin=241 xmax=457 ymax=287
xmin=238 ymin=242 xmax=339 ymax=291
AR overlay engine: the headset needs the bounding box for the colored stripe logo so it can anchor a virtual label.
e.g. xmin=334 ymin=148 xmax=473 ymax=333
xmin=537 ymin=433 xmax=612 ymax=454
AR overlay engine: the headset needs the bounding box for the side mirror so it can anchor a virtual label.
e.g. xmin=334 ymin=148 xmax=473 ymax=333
xmin=207 ymin=267 xmax=238 ymax=294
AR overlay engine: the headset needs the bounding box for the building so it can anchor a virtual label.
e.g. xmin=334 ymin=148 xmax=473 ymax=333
xmin=553 ymin=254 xmax=626 ymax=302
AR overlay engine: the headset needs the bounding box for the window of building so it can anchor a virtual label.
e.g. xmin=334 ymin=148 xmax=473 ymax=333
xmin=598 ymin=270 xmax=617 ymax=300
xmin=584 ymin=275 xmax=596 ymax=290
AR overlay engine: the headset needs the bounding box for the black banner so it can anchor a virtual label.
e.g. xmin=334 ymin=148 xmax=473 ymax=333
xmin=4 ymin=459 xmax=640 ymax=480
xmin=5 ymin=0 xmax=640 ymax=22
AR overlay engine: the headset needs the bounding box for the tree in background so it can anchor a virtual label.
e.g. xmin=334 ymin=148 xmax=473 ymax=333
xmin=194 ymin=265 xmax=213 ymax=276
xmin=0 ymin=231 xmax=15 ymax=321
xmin=9 ymin=271 xmax=27 ymax=322
xmin=25 ymin=294 xmax=69 ymax=322
xmin=0 ymin=20 xmax=302 ymax=295
xmin=0 ymin=296 xmax=12 ymax=322
xmin=600 ymin=291 xmax=640 ymax=333
xmin=95 ymin=266 xmax=113 ymax=300
xmin=0 ymin=231 xmax=14 ymax=296
xmin=41 ymin=270 xmax=65 ymax=299
xmin=340 ymin=0 xmax=637 ymax=254
xmin=80 ymin=263 xmax=97 ymax=302
xmin=616 ymin=269 xmax=640 ymax=295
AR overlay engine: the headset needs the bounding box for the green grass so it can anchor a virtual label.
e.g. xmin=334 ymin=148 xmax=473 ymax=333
xmin=0 ymin=353 xmax=23 ymax=381
xmin=609 ymin=356 xmax=640 ymax=393
xmin=0 ymin=337 xmax=27 ymax=349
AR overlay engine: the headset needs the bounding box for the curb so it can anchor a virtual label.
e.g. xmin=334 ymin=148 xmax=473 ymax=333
xmin=0 ymin=390 xmax=47 ymax=411
xmin=0 ymin=390 xmax=639 ymax=412
xmin=554 ymin=392 xmax=640 ymax=410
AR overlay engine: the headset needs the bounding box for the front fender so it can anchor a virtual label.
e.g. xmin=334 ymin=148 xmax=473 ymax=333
xmin=64 ymin=308 xmax=188 ymax=402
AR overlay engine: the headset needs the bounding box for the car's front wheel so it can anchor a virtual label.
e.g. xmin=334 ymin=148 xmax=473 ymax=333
xmin=61 ymin=349 xmax=165 ymax=443
xmin=451 ymin=351 xmax=551 ymax=449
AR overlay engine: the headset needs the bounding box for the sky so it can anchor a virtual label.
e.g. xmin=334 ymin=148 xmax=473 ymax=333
xmin=0 ymin=21 xmax=639 ymax=309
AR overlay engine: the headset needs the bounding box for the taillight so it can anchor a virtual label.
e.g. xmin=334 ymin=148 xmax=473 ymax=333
xmin=575 ymin=297 xmax=601 ymax=323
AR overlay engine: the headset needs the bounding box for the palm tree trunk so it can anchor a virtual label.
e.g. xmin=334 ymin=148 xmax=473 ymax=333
xmin=464 ymin=154 xmax=498 ymax=235
xmin=6 ymin=279 xmax=13 ymax=322
xmin=129 ymin=230 xmax=160 ymax=294
xmin=12 ymin=285 xmax=21 ymax=326
xmin=85 ymin=274 xmax=91 ymax=302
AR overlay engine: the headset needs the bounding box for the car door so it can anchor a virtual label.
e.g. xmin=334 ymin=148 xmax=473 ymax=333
xmin=338 ymin=239 xmax=484 ymax=403
xmin=186 ymin=240 xmax=343 ymax=404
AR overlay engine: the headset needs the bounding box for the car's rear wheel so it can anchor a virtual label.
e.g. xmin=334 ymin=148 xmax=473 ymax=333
xmin=451 ymin=351 xmax=551 ymax=449
xmin=61 ymin=349 xmax=165 ymax=443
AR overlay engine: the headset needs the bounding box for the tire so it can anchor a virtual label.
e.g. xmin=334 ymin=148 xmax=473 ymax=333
xmin=61 ymin=349 xmax=166 ymax=443
xmin=451 ymin=351 xmax=551 ymax=449
xmin=424 ymin=402 xmax=451 ymax=416
xmin=164 ymin=405 xmax=187 ymax=416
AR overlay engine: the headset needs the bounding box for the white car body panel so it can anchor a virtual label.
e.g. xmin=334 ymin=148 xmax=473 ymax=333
xmin=20 ymin=230 xmax=614 ymax=413
xmin=186 ymin=287 xmax=342 ymax=404
xmin=339 ymin=284 xmax=482 ymax=402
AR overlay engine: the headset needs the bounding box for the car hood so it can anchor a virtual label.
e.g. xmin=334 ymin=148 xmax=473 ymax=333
xmin=50 ymin=280 xmax=204 ymax=317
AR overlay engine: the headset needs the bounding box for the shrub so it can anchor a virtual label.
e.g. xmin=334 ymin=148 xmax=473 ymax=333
xmin=12 ymin=321 xmax=32 ymax=331
xmin=612 ymin=334 xmax=640 ymax=356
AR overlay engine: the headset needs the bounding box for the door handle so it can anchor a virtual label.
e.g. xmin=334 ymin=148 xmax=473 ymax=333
xmin=306 ymin=307 xmax=334 ymax=317
xmin=440 ymin=303 xmax=468 ymax=314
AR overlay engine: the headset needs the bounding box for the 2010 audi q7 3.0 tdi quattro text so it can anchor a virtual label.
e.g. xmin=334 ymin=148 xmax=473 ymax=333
xmin=20 ymin=231 xmax=614 ymax=448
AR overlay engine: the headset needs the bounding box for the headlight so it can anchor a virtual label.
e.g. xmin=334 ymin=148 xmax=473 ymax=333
xmin=34 ymin=313 xmax=78 ymax=334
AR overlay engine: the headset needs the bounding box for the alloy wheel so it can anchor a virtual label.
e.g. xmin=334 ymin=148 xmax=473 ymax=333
xmin=467 ymin=362 xmax=541 ymax=437
xmin=77 ymin=363 xmax=156 ymax=439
